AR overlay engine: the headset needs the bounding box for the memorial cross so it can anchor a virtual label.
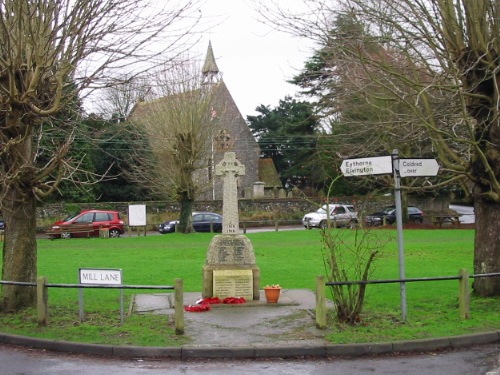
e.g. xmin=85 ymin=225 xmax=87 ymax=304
xmin=215 ymin=152 xmax=245 ymax=234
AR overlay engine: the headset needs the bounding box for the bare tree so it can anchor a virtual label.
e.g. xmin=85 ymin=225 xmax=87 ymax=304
xmin=95 ymin=76 xmax=153 ymax=121
xmin=127 ymin=61 xmax=224 ymax=233
xmin=255 ymin=0 xmax=500 ymax=296
xmin=0 ymin=0 xmax=203 ymax=310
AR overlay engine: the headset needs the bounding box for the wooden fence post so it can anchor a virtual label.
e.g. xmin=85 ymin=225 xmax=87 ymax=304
xmin=37 ymin=276 xmax=49 ymax=326
xmin=315 ymin=275 xmax=327 ymax=329
xmin=458 ymin=269 xmax=470 ymax=320
xmin=174 ymin=278 xmax=185 ymax=335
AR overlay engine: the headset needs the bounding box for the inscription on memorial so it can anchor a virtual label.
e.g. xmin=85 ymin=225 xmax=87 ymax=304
xmin=213 ymin=269 xmax=253 ymax=299
xmin=206 ymin=235 xmax=256 ymax=266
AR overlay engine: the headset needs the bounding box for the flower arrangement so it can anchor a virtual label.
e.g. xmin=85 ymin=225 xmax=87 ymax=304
xmin=263 ymin=284 xmax=282 ymax=303
xmin=264 ymin=284 xmax=281 ymax=289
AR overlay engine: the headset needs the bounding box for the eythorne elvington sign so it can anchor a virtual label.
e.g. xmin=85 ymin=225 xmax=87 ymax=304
xmin=340 ymin=156 xmax=393 ymax=176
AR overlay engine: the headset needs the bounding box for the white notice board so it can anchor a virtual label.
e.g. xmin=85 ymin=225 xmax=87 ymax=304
xmin=128 ymin=204 xmax=146 ymax=226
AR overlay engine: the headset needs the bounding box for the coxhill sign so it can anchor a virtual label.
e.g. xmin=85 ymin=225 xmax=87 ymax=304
xmin=79 ymin=268 xmax=122 ymax=285
xmin=340 ymin=156 xmax=392 ymax=176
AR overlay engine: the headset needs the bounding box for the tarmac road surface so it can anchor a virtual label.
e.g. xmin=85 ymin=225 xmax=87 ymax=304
xmin=1 ymin=343 xmax=500 ymax=375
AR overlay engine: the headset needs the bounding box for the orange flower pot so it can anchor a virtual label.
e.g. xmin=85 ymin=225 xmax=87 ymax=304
xmin=264 ymin=287 xmax=281 ymax=303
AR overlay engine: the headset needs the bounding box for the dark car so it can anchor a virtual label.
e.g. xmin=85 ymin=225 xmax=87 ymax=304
xmin=48 ymin=209 xmax=125 ymax=239
xmin=0 ymin=218 xmax=4 ymax=231
xmin=159 ymin=212 xmax=223 ymax=234
xmin=365 ymin=206 xmax=424 ymax=226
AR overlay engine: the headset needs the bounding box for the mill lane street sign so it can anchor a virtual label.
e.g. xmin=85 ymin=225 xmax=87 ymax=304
xmin=399 ymin=158 xmax=439 ymax=177
xmin=340 ymin=156 xmax=393 ymax=176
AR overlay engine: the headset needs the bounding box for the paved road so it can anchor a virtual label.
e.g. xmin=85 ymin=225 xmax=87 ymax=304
xmin=1 ymin=343 xmax=500 ymax=374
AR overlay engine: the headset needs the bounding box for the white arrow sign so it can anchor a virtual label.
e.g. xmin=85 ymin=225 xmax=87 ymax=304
xmin=340 ymin=156 xmax=393 ymax=176
xmin=399 ymin=159 xmax=439 ymax=177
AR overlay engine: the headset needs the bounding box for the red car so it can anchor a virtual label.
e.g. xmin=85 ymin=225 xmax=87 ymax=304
xmin=49 ymin=210 xmax=125 ymax=239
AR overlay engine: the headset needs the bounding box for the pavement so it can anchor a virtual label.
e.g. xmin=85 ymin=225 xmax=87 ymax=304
xmin=1 ymin=288 xmax=500 ymax=360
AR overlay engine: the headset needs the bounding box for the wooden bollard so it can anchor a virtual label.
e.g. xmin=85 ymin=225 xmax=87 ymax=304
xmin=37 ymin=276 xmax=49 ymax=326
xmin=174 ymin=278 xmax=185 ymax=335
xmin=458 ymin=269 xmax=470 ymax=319
xmin=315 ymin=275 xmax=327 ymax=329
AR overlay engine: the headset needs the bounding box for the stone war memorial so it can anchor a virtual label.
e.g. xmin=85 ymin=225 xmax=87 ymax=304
xmin=202 ymin=152 xmax=260 ymax=300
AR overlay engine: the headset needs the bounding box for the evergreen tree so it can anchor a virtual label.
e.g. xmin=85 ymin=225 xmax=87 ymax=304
xmin=247 ymin=97 xmax=319 ymax=188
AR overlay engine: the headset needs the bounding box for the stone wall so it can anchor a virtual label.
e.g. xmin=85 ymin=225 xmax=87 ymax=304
xmin=37 ymin=195 xmax=451 ymax=228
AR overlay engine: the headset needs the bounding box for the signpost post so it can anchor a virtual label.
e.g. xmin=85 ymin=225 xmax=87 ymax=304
xmin=392 ymin=150 xmax=407 ymax=321
xmin=340 ymin=151 xmax=439 ymax=321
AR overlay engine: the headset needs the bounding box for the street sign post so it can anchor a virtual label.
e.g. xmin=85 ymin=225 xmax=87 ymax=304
xmin=340 ymin=156 xmax=392 ymax=176
xmin=340 ymin=152 xmax=440 ymax=321
xmin=399 ymin=159 xmax=439 ymax=177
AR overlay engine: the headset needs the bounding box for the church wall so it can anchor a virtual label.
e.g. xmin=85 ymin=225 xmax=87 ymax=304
xmin=198 ymin=82 xmax=261 ymax=200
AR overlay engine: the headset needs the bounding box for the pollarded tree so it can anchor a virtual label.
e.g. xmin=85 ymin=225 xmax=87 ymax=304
xmin=255 ymin=0 xmax=500 ymax=296
xmin=127 ymin=62 xmax=223 ymax=233
xmin=0 ymin=0 xmax=202 ymax=310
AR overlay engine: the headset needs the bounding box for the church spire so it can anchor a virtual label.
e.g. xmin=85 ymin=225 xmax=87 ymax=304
xmin=202 ymin=41 xmax=222 ymax=85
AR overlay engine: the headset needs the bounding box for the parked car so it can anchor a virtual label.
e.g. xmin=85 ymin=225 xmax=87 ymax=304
xmin=0 ymin=218 xmax=4 ymax=230
xmin=159 ymin=212 xmax=223 ymax=234
xmin=302 ymin=204 xmax=358 ymax=229
xmin=48 ymin=209 xmax=125 ymax=239
xmin=365 ymin=206 xmax=424 ymax=226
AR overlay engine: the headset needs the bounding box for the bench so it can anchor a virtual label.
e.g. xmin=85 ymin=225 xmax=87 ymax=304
xmin=46 ymin=224 xmax=95 ymax=239
xmin=432 ymin=215 xmax=460 ymax=228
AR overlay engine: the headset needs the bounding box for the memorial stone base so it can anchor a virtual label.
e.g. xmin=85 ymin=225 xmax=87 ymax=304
xmin=202 ymin=234 xmax=260 ymax=300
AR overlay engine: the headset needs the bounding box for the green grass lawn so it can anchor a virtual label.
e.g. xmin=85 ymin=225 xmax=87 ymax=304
xmin=1 ymin=228 xmax=499 ymax=346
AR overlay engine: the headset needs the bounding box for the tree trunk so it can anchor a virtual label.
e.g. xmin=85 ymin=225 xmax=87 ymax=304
xmin=1 ymin=110 xmax=38 ymax=311
xmin=473 ymin=195 xmax=500 ymax=296
xmin=177 ymin=195 xmax=194 ymax=234
xmin=1 ymin=188 xmax=38 ymax=311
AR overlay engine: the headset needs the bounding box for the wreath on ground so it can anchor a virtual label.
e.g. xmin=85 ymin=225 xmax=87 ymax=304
xmin=184 ymin=296 xmax=246 ymax=312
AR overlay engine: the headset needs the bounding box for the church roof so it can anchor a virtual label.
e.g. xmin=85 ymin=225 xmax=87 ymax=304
xmin=258 ymin=158 xmax=282 ymax=187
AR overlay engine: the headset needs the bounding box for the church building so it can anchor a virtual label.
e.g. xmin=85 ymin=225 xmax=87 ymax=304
xmin=199 ymin=41 xmax=262 ymax=200
xmin=130 ymin=42 xmax=281 ymax=200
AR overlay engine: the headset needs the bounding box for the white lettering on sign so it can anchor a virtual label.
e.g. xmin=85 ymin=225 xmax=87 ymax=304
xmin=79 ymin=268 xmax=122 ymax=285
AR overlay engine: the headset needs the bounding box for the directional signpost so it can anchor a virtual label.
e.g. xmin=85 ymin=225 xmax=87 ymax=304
xmin=399 ymin=159 xmax=440 ymax=177
xmin=340 ymin=156 xmax=393 ymax=176
xmin=340 ymin=151 xmax=439 ymax=321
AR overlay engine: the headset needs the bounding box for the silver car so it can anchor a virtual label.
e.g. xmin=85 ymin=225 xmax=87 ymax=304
xmin=302 ymin=204 xmax=358 ymax=229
